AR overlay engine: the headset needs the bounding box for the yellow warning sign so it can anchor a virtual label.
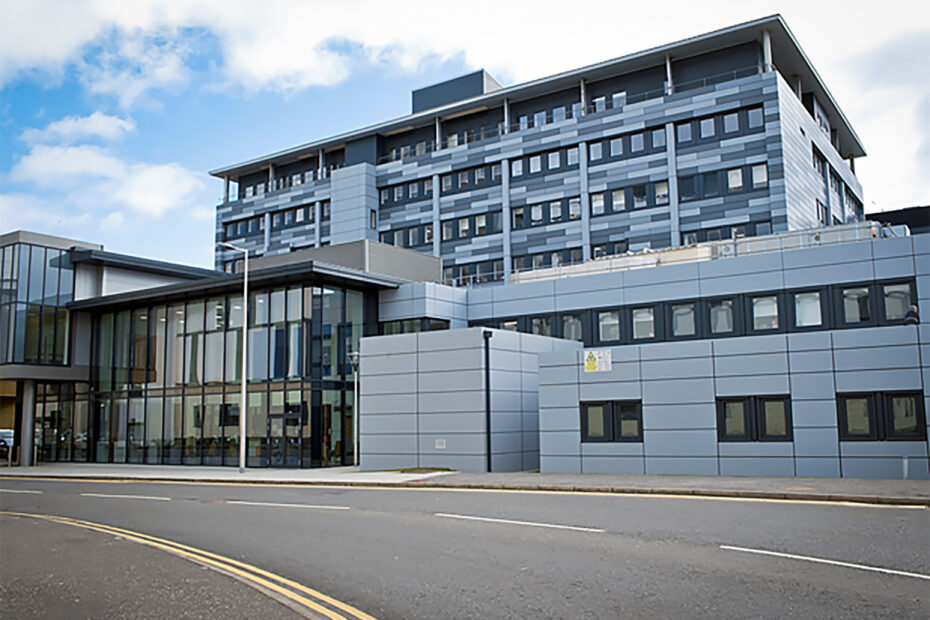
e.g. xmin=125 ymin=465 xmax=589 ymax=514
xmin=583 ymin=349 xmax=612 ymax=372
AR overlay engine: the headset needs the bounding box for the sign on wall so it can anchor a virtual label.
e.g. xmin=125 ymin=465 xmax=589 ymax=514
xmin=584 ymin=349 xmax=612 ymax=372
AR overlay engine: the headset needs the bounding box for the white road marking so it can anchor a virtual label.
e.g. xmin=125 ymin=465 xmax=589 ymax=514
xmin=224 ymin=500 xmax=351 ymax=510
xmin=720 ymin=545 xmax=930 ymax=581
xmin=0 ymin=489 xmax=42 ymax=494
xmin=81 ymin=493 xmax=171 ymax=501
xmin=435 ymin=512 xmax=604 ymax=533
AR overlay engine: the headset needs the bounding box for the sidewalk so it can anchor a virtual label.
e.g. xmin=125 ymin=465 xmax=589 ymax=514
xmin=3 ymin=463 xmax=928 ymax=506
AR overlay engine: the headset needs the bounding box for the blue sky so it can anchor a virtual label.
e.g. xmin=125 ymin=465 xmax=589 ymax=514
xmin=1 ymin=1 xmax=927 ymax=268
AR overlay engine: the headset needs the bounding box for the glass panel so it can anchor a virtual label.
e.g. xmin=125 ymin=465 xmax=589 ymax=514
xmin=186 ymin=300 xmax=204 ymax=333
xmin=248 ymin=326 xmax=269 ymax=381
xmin=598 ymin=311 xmax=620 ymax=342
xmin=890 ymin=395 xmax=918 ymax=435
xmin=127 ymin=397 xmax=145 ymax=463
xmin=164 ymin=395 xmax=183 ymax=464
xmin=287 ymin=322 xmax=302 ymax=378
xmin=185 ymin=332 xmax=204 ymax=386
xmin=842 ymin=287 xmax=870 ymax=323
xmin=166 ymin=304 xmax=185 ymax=386
xmin=57 ymin=391 xmax=73 ymax=462
xmin=501 ymin=320 xmax=518 ymax=332
xmin=96 ymin=314 xmax=114 ymax=391
xmin=710 ymin=300 xmax=734 ymax=334
xmin=206 ymin=298 xmax=225 ymax=331
xmin=205 ymin=331 xmax=224 ymax=384
xmin=723 ymin=401 xmax=746 ymax=436
xmin=44 ymin=249 xmax=60 ymax=306
xmin=617 ymin=405 xmax=639 ymax=439
xmin=844 ymin=397 xmax=871 ymax=436
xmin=585 ymin=405 xmax=606 ymax=439
xmin=532 ymin=316 xmax=551 ymax=337
xmin=131 ymin=310 xmax=148 ymax=389
xmin=23 ymin=304 xmax=40 ymax=363
xmin=794 ymin=292 xmax=822 ymax=327
xmin=111 ymin=397 xmax=127 ymax=463
xmin=53 ymin=308 xmax=68 ymax=364
xmin=672 ymin=304 xmax=695 ymax=336
xmin=883 ymin=284 xmax=910 ymax=320
xmin=270 ymin=289 xmax=285 ymax=324
xmin=183 ymin=392 xmax=201 ymax=464
xmin=270 ymin=322 xmax=287 ymax=380
xmin=202 ymin=393 xmax=223 ymax=465
xmin=39 ymin=305 xmax=56 ymax=363
xmin=762 ymin=400 xmax=787 ymax=437
xmin=73 ymin=396 xmax=88 ymax=461
xmin=632 ymin=308 xmax=654 ymax=339
xmin=322 ymin=288 xmax=342 ymax=380
xmin=28 ymin=245 xmax=45 ymax=304
xmin=251 ymin=292 xmax=269 ymax=325
xmin=752 ymin=296 xmax=779 ymax=330
xmin=562 ymin=314 xmax=583 ymax=341
xmin=321 ymin=389 xmax=343 ymax=466
xmin=247 ymin=390 xmax=267 ymax=467
xmin=145 ymin=395 xmax=163 ymax=464
xmin=225 ymin=330 xmax=242 ymax=384
xmin=287 ymin=288 xmax=301 ymax=322
xmin=94 ymin=398 xmax=110 ymax=462
xmin=223 ymin=393 xmax=240 ymax=466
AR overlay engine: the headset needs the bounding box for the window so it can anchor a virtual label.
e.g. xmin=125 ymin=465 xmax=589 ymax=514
xmin=548 ymin=152 xmax=560 ymax=170
xmin=441 ymin=175 xmax=453 ymax=192
xmin=512 ymin=207 xmax=525 ymax=228
xmin=707 ymin=228 xmax=723 ymax=241
xmin=562 ymin=314 xmax=583 ymax=341
xmin=458 ymin=217 xmax=470 ymax=238
xmin=610 ymin=138 xmax=623 ymax=157
xmin=883 ymin=283 xmax=911 ymax=321
xmin=750 ymin=164 xmax=768 ymax=189
xmin=751 ymin=295 xmax=779 ymax=330
xmin=592 ymin=96 xmax=606 ymax=113
xmin=841 ymin=286 xmax=871 ymax=324
xmin=679 ymin=175 xmax=696 ymax=201
xmin=671 ymin=303 xmax=696 ymax=337
xmin=568 ymin=198 xmax=581 ymax=220
xmin=700 ymin=118 xmax=715 ymax=138
xmin=530 ymin=204 xmax=544 ymax=225
xmin=549 ymin=201 xmax=562 ymax=221
xmin=717 ymin=396 xmax=792 ymax=441
xmin=532 ymin=316 xmax=551 ymax=336
xmin=677 ymin=123 xmax=692 ymax=143
xmin=611 ymin=189 xmax=625 ymax=212
xmin=591 ymin=193 xmax=605 ymax=216
xmin=652 ymin=129 xmax=665 ymax=148
xmin=409 ymin=182 xmax=419 ymax=198
xmin=446 ymin=133 xmax=459 ymax=147
xmin=581 ymin=401 xmax=643 ymax=442
xmin=442 ymin=220 xmax=454 ymax=241
xmin=424 ymin=224 xmax=433 ymax=243
xmin=296 ymin=208 xmax=306 ymax=223
xmin=709 ymin=299 xmax=735 ymax=334
xmin=552 ymin=106 xmax=566 ymax=122
xmin=793 ymin=291 xmax=822 ymax=327
xmin=511 ymin=160 xmax=523 ymax=177
xmin=534 ymin=111 xmax=547 ymax=127
xmin=655 ymin=181 xmax=669 ymax=206
xmin=475 ymin=168 xmax=486 ymax=185
xmin=519 ymin=115 xmax=529 ymax=131
xmin=724 ymin=113 xmax=739 ymax=133
xmin=589 ymin=142 xmax=603 ymax=161
xmin=630 ymin=133 xmax=644 ymax=152
xmin=394 ymin=186 xmax=404 ymax=201
xmin=476 ymin=214 xmax=487 ymax=235
xmin=747 ymin=107 xmax=763 ymax=129
xmin=632 ymin=185 xmax=647 ymax=209
xmin=597 ymin=310 xmax=620 ymax=342
xmin=423 ymin=178 xmax=432 ymax=195
xmin=567 ymin=148 xmax=579 ymax=166
xmin=408 ymin=227 xmax=419 ymax=246
xmin=632 ymin=307 xmax=655 ymax=339
xmin=703 ymin=172 xmax=720 ymax=197
xmin=727 ymin=168 xmax=744 ymax=192
xmin=380 ymin=189 xmax=389 ymax=205
xmin=837 ymin=392 xmax=926 ymax=441
xmin=369 ymin=210 xmax=376 ymax=230
xmin=491 ymin=164 xmax=501 ymax=181
xmin=458 ymin=171 xmax=469 ymax=188
xmin=529 ymin=155 xmax=542 ymax=173
xmin=756 ymin=221 xmax=772 ymax=236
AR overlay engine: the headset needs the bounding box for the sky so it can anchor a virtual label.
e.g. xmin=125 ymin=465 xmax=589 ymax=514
xmin=1 ymin=1 xmax=928 ymax=269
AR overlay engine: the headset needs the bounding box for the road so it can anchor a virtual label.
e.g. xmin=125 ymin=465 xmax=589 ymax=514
xmin=1 ymin=477 xmax=928 ymax=619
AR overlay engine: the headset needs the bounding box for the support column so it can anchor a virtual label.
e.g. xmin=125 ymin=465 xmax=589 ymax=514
xmin=314 ymin=201 xmax=322 ymax=247
xmin=666 ymin=122 xmax=680 ymax=247
xmin=224 ymin=177 xmax=230 ymax=204
xmin=268 ymin=164 xmax=275 ymax=192
xmin=434 ymin=118 xmax=442 ymax=150
xmin=263 ymin=213 xmax=271 ymax=253
xmin=762 ymin=29 xmax=773 ymax=73
xmin=431 ymin=173 xmax=441 ymax=258
xmin=501 ymin=160 xmax=512 ymax=282
xmin=20 ymin=380 xmax=35 ymax=466
xmin=579 ymin=80 xmax=587 ymax=116
xmin=318 ymin=149 xmax=324 ymax=178
xmin=502 ymin=99 xmax=510 ymax=135
xmin=793 ymin=75 xmax=802 ymax=99
xmin=665 ymin=54 xmax=674 ymax=95
xmin=579 ymin=142 xmax=591 ymax=261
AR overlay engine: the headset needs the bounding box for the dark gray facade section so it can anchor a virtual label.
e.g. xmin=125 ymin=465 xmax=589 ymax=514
xmin=412 ymin=70 xmax=502 ymax=113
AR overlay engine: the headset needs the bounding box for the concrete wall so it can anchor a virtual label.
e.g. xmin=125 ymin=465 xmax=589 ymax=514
xmin=378 ymin=282 xmax=468 ymax=328
xmin=359 ymin=327 xmax=580 ymax=472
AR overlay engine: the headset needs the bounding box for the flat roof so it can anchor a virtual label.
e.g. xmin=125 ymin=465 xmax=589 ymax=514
xmin=210 ymin=14 xmax=865 ymax=179
xmin=69 ymin=248 xmax=220 ymax=280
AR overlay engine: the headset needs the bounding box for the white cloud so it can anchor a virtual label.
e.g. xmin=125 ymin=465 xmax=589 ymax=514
xmin=100 ymin=211 xmax=125 ymax=231
xmin=0 ymin=193 xmax=93 ymax=231
xmin=20 ymin=111 xmax=136 ymax=144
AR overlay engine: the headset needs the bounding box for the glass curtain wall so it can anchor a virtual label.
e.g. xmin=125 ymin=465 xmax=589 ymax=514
xmin=46 ymin=284 xmax=371 ymax=467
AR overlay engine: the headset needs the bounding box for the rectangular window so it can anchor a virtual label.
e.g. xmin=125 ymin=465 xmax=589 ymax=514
xmin=475 ymin=168 xmax=486 ymax=185
xmin=491 ymin=164 xmax=501 ymax=181
xmin=655 ymin=181 xmax=669 ymax=206
xmin=567 ymin=148 xmax=579 ymax=166
xmin=409 ymin=182 xmax=419 ymax=198
xmin=394 ymin=186 xmax=404 ymax=201
xmin=707 ymin=228 xmax=722 ymax=241
xmin=394 ymin=230 xmax=404 ymax=247
xmin=549 ymin=201 xmax=562 ymax=221
xmin=591 ymin=194 xmax=605 ymax=216
xmin=511 ymin=160 xmax=523 ymax=177
xmin=592 ymin=96 xmax=606 ymax=113
xmin=532 ymin=316 xmax=551 ymax=337
xmin=678 ymin=175 xmax=696 ymax=201
xmin=632 ymin=307 xmax=655 ymax=339
xmin=589 ymin=142 xmax=603 ymax=161
xmin=424 ymin=178 xmax=432 ymax=194
xmin=441 ymin=175 xmax=453 ymax=192
xmin=458 ymin=171 xmax=469 ymax=188
xmin=530 ymin=204 xmax=544 ymax=225
xmin=446 ymin=133 xmax=459 ymax=147
xmin=552 ymin=106 xmax=566 ymax=122
xmin=512 ymin=207 xmax=525 ymax=229
xmin=677 ymin=123 xmax=692 ymax=143
xmin=581 ymin=401 xmax=643 ymax=443
xmin=562 ymin=314 xmax=583 ymax=341
xmin=597 ymin=310 xmax=620 ymax=342
xmin=380 ymin=189 xmax=390 ymax=205
xmin=709 ymin=299 xmax=734 ymax=334
xmin=610 ymin=138 xmax=623 ymax=157
xmin=611 ymin=189 xmax=625 ymax=212
xmin=838 ymin=392 xmax=927 ymax=441
xmin=651 ymin=129 xmax=666 ymax=148
xmin=519 ymin=115 xmax=528 ymax=131
xmin=841 ymin=286 xmax=871 ymax=324
xmin=751 ymin=295 xmax=779 ymax=331
xmin=568 ymin=198 xmax=581 ymax=220
xmin=369 ymin=210 xmax=376 ymax=230
xmin=548 ymin=152 xmax=560 ymax=170
xmin=747 ymin=107 xmax=764 ymax=129
xmin=717 ymin=396 xmax=792 ymax=441
xmin=408 ymin=227 xmax=419 ymax=246
xmin=632 ymin=185 xmax=647 ymax=209
xmin=424 ymin=224 xmax=433 ymax=243
xmin=751 ymin=164 xmax=768 ymax=188
xmin=458 ymin=218 xmax=470 ymax=238
xmin=630 ymin=133 xmax=644 ymax=152
xmin=703 ymin=172 xmax=720 ymax=197
xmin=671 ymin=303 xmax=696 ymax=337
xmin=883 ymin=283 xmax=911 ymax=321
xmin=700 ymin=118 xmax=715 ymax=138
xmin=529 ymin=155 xmax=542 ymax=173
xmin=534 ymin=111 xmax=547 ymax=127
xmin=793 ymin=291 xmax=822 ymax=327
xmin=724 ymin=112 xmax=739 ymax=133
xmin=442 ymin=221 xmax=454 ymax=241
xmin=475 ymin=214 xmax=487 ymax=235
xmin=727 ymin=168 xmax=744 ymax=192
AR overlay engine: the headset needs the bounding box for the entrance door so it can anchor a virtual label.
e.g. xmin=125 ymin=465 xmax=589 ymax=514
xmin=267 ymin=416 xmax=284 ymax=467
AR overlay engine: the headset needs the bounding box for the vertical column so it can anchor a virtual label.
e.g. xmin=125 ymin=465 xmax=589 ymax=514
xmin=579 ymin=80 xmax=587 ymax=116
xmin=762 ymin=29 xmax=773 ymax=73
xmin=665 ymin=54 xmax=674 ymax=95
xmin=434 ymin=118 xmax=442 ymax=150
xmin=579 ymin=142 xmax=591 ymax=261
xmin=318 ymin=149 xmax=324 ymax=178
xmin=224 ymin=177 xmax=230 ymax=204
xmin=666 ymin=122 xmax=680 ymax=247
xmin=20 ymin=380 xmax=35 ymax=466
xmin=431 ymin=173 xmax=441 ymax=258
xmin=268 ymin=164 xmax=275 ymax=192
xmin=501 ymin=160 xmax=512 ymax=282
xmin=314 ymin=201 xmax=322 ymax=247
xmin=502 ymin=99 xmax=510 ymax=135
xmin=793 ymin=75 xmax=802 ymax=99
xmin=263 ymin=213 xmax=271 ymax=253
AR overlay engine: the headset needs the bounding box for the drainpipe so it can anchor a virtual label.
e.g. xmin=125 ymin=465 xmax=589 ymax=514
xmin=483 ymin=330 xmax=493 ymax=472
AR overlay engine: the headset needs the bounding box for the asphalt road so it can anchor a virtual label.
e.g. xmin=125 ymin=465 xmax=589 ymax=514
xmin=1 ymin=477 xmax=928 ymax=619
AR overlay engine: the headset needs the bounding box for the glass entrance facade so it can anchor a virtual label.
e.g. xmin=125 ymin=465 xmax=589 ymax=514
xmin=35 ymin=284 xmax=373 ymax=468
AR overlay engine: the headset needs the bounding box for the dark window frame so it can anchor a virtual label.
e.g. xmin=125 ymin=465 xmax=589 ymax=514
xmin=717 ymin=396 xmax=793 ymax=442
xmin=580 ymin=400 xmax=643 ymax=443
xmin=666 ymin=299 xmax=702 ymax=341
xmin=837 ymin=392 xmax=927 ymax=441
xmin=705 ymin=296 xmax=743 ymax=338
xmin=745 ymin=291 xmax=785 ymax=334
xmin=833 ymin=282 xmax=878 ymax=328
xmin=787 ymin=287 xmax=829 ymax=332
xmin=878 ymin=279 xmax=916 ymax=325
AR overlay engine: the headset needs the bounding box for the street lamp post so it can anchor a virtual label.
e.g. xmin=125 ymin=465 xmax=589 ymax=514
xmin=347 ymin=350 xmax=360 ymax=467
xmin=218 ymin=243 xmax=248 ymax=472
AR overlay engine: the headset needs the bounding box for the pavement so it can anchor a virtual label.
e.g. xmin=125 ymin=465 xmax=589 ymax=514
xmin=3 ymin=462 xmax=929 ymax=506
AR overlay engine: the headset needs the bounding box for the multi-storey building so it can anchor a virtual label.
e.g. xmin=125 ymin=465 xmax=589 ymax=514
xmin=212 ymin=15 xmax=865 ymax=286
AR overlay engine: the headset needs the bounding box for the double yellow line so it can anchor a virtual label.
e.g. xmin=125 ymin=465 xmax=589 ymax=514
xmin=1 ymin=510 xmax=375 ymax=620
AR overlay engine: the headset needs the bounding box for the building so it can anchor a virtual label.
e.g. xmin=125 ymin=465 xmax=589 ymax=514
xmin=1 ymin=16 xmax=927 ymax=479
xmin=211 ymin=15 xmax=864 ymax=287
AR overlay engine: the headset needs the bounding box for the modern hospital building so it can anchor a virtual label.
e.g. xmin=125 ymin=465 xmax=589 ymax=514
xmin=1 ymin=16 xmax=927 ymax=478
